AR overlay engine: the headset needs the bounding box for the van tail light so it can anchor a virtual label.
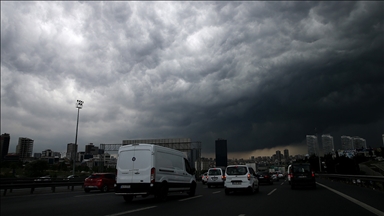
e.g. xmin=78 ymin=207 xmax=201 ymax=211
xmin=311 ymin=172 xmax=315 ymax=177
xmin=247 ymin=173 xmax=251 ymax=181
xmin=150 ymin=167 xmax=155 ymax=183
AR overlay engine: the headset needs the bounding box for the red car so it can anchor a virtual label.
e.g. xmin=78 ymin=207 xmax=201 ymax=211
xmin=84 ymin=173 xmax=116 ymax=193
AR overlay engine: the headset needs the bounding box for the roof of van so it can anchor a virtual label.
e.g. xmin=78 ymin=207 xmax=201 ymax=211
xmin=118 ymin=143 xmax=187 ymax=156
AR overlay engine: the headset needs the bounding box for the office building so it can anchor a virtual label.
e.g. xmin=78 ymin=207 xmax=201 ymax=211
xmin=341 ymin=136 xmax=354 ymax=150
xmin=284 ymin=149 xmax=289 ymax=163
xmin=322 ymin=134 xmax=334 ymax=155
xmin=353 ymin=137 xmax=367 ymax=149
xmin=85 ymin=143 xmax=99 ymax=155
xmin=16 ymin=137 xmax=34 ymax=160
xmin=215 ymin=139 xmax=227 ymax=167
xmin=306 ymin=135 xmax=318 ymax=156
xmin=276 ymin=150 xmax=282 ymax=163
xmin=1 ymin=133 xmax=11 ymax=161
xmin=66 ymin=143 xmax=78 ymax=161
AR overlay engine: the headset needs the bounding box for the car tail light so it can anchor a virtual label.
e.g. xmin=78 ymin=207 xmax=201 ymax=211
xmin=311 ymin=172 xmax=315 ymax=177
xmin=289 ymin=173 xmax=293 ymax=178
xmin=247 ymin=173 xmax=251 ymax=180
xmin=151 ymin=167 xmax=155 ymax=183
xmin=222 ymin=175 xmax=226 ymax=181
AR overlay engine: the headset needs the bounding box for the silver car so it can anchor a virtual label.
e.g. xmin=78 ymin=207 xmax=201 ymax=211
xmin=224 ymin=165 xmax=259 ymax=195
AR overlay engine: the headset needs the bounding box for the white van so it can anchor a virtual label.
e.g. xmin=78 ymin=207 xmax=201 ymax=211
xmin=115 ymin=144 xmax=196 ymax=202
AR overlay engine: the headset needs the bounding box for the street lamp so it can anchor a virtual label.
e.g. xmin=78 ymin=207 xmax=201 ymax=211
xmin=73 ymin=100 xmax=84 ymax=176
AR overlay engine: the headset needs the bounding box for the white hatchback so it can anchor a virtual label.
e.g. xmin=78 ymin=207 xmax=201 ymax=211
xmin=224 ymin=165 xmax=259 ymax=195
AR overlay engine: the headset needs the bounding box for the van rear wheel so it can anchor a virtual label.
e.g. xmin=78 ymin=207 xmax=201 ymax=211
xmin=155 ymin=183 xmax=168 ymax=202
xmin=187 ymin=182 xmax=196 ymax=197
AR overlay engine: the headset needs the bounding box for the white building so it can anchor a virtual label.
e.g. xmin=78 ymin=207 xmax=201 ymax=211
xmin=341 ymin=136 xmax=354 ymax=150
xmin=353 ymin=137 xmax=367 ymax=149
xmin=322 ymin=134 xmax=334 ymax=155
xmin=306 ymin=135 xmax=318 ymax=156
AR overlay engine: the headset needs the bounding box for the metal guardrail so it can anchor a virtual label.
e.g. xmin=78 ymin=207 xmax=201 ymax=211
xmin=0 ymin=178 xmax=84 ymax=196
xmin=318 ymin=174 xmax=384 ymax=190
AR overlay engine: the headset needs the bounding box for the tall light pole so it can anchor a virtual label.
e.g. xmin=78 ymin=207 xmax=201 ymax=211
xmin=73 ymin=100 xmax=84 ymax=176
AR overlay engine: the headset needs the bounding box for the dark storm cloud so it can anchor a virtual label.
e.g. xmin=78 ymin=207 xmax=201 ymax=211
xmin=1 ymin=2 xmax=383 ymax=157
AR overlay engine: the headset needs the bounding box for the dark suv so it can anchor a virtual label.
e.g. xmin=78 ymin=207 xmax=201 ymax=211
xmin=289 ymin=163 xmax=316 ymax=189
xmin=84 ymin=173 xmax=116 ymax=193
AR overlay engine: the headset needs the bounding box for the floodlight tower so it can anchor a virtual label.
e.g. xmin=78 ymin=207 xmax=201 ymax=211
xmin=73 ymin=100 xmax=84 ymax=176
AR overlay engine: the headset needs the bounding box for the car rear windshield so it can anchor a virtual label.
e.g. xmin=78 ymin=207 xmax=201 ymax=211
xmin=293 ymin=165 xmax=311 ymax=173
xmin=226 ymin=167 xmax=247 ymax=175
xmin=208 ymin=169 xmax=222 ymax=175
xmin=89 ymin=175 xmax=102 ymax=179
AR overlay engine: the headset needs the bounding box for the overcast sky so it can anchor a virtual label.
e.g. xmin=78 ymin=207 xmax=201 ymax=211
xmin=1 ymin=1 xmax=383 ymax=158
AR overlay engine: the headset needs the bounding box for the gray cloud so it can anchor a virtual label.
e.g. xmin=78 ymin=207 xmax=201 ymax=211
xmin=1 ymin=2 xmax=383 ymax=157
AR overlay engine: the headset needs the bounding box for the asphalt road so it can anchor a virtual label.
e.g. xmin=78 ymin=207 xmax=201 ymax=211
xmin=1 ymin=178 xmax=383 ymax=216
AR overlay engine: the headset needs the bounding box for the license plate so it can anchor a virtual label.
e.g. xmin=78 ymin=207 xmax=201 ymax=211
xmin=259 ymin=177 xmax=264 ymax=179
xmin=298 ymin=176 xmax=307 ymax=178
xmin=121 ymin=185 xmax=131 ymax=188
xmin=212 ymin=177 xmax=218 ymax=180
xmin=232 ymin=182 xmax=241 ymax=185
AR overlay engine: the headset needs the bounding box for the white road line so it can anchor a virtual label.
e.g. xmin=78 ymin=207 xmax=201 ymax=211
xmin=105 ymin=206 xmax=157 ymax=216
xmin=179 ymin=195 xmax=202 ymax=201
xmin=317 ymin=183 xmax=384 ymax=216
xmin=213 ymin=191 xmax=221 ymax=194
xmin=267 ymin=188 xmax=277 ymax=195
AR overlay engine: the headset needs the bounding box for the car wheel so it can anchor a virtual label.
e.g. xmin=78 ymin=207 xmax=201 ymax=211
xmin=101 ymin=185 xmax=109 ymax=193
xmin=187 ymin=182 xmax=196 ymax=197
xmin=155 ymin=183 xmax=168 ymax=202
xmin=291 ymin=184 xmax=295 ymax=190
xmin=84 ymin=188 xmax=90 ymax=193
xmin=255 ymin=184 xmax=259 ymax=193
xmin=225 ymin=189 xmax=230 ymax=195
xmin=123 ymin=195 xmax=133 ymax=202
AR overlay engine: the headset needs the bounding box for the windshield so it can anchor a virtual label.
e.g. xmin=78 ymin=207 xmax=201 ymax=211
xmin=208 ymin=169 xmax=222 ymax=175
xmin=293 ymin=165 xmax=311 ymax=173
xmin=226 ymin=167 xmax=247 ymax=175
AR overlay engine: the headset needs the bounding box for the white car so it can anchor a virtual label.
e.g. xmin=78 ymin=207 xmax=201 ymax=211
xmin=287 ymin=165 xmax=292 ymax=184
xmin=224 ymin=165 xmax=259 ymax=195
xmin=207 ymin=168 xmax=225 ymax=188
xmin=201 ymin=172 xmax=208 ymax=184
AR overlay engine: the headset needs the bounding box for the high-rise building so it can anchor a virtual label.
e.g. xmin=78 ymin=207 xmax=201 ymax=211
xmin=85 ymin=143 xmax=99 ymax=155
xmin=341 ymin=136 xmax=354 ymax=150
xmin=16 ymin=137 xmax=34 ymax=160
xmin=276 ymin=150 xmax=282 ymax=163
xmin=284 ymin=149 xmax=289 ymax=163
xmin=215 ymin=139 xmax=227 ymax=167
xmin=306 ymin=135 xmax=318 ymax=156
xmin=66 ymin=143 xmax=78 ymax=161
xmin=353 ymin=137 xmax=367 ymax=149
xmin=0 ymin=133 xmax=11 ymax=161
xmin=322 ymin=134 xmax=334 ymax=155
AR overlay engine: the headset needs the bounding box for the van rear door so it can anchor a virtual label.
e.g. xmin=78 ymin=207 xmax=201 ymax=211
xmin=117 ymin=147 xmax=152 ymax=184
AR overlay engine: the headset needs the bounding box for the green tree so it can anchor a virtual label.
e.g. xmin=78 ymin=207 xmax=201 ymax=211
xmin=24 ymin=160 xmax=49 ymax=177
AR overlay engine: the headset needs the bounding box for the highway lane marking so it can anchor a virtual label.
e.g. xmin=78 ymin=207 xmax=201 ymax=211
xmin=267 ymin=188 xmax=277 ymax=195
xmin=179 ymin=195 xmax=202 ymax=201
xmin=317 ymin=183 xmax=384 ymax=216
xmin=105 ymin=206 xmax=157 ymax=216
xmin=213 ymin=191 xmax=221 ymax=194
